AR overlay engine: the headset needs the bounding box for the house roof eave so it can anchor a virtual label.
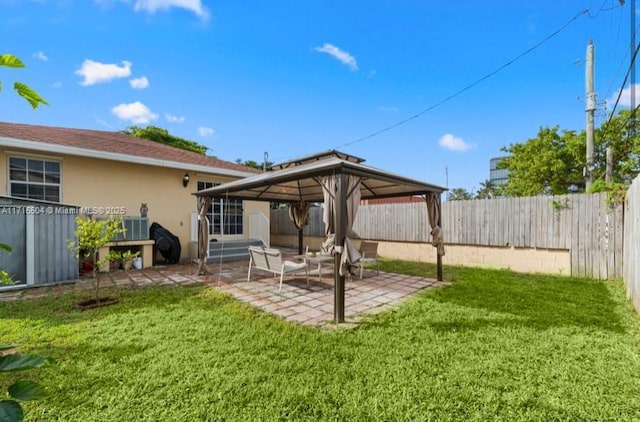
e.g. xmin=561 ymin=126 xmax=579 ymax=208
xmin=0 ymin=136 xmax=255 ymax=178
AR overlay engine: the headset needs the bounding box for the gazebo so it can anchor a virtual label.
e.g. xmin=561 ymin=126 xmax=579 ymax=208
xmin=194 ymin=150 xmax=446 ymax=323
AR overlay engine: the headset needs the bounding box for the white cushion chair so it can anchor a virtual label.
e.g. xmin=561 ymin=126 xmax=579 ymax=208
xmin=247 ymin=246 xmax=308 ymax=292
xmin=353 ymin=241 xmax=380 ymax=279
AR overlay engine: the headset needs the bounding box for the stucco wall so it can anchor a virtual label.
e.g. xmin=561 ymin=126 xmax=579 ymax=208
xmin=1 ymin=149 xmax=269 ymax=261
xmin=271 ymin=234 xmax=571 ymax=276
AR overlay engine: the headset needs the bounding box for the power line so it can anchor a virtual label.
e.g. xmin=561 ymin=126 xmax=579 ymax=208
xmin=335 ymin=8 xmax=599 ymax=150
xmin=604 ymin=41 xmax=640 ymax=125
xmin=621 ymin=103 xmax=640 ymax=128
xmin=602 ymin=4 xmax=632 ymax=105
xmin=587 ymin=0 xmax=623 ymax=18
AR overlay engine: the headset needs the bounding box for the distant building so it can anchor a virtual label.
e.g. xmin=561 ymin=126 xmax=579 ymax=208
xmin=490 ymin=156 xmax=509 ymax=186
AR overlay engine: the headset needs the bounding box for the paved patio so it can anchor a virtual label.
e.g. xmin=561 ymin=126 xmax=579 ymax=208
xmin=0 ymin=249 xmax=448 ymax=327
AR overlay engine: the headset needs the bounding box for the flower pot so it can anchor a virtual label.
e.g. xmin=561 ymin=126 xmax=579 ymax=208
xmin=123 ymin=258 xmax=134 ymax=271
xmin=132 ymin=257 xmax=143 ymax=270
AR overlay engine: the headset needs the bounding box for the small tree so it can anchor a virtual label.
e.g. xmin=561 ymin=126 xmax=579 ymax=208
xmin=68 ymin=216 xmax=125 ymax=302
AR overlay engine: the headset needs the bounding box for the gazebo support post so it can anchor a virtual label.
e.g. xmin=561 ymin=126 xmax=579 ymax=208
xmin=298 ymin=228 xmax=304 ymax=255
xmin=334 ymin=174 xmax=347 ymax=323
xmin=436 ymin=192 xmax=443 ymax=281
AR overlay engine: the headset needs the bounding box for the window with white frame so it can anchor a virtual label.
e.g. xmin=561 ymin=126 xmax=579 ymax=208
xmin=8 ymin=157 xmax=61 ymax=202
xmin=197 ymin=181 xmax=244 ymax=236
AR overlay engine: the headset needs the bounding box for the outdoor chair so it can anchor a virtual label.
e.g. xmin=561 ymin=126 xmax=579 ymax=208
xmin=353 ymin=241 xmax=380 ymax=279
xmin=247 ymin=246 xmax=308 ymax=292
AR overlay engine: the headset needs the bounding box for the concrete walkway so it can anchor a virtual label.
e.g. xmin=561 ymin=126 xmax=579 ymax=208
xmin=0 ymin=251 xmax=448 ymax=327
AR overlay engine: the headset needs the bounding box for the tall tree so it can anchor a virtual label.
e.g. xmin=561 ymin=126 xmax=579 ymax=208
xmin=235 ymin=158 xmax=274 ymax=170
xmin=0 ymin=54 xmax=48 ymax=109
xmin=447 ymin=187 xmax=474 ymax=201
xmin=122 ymin=125 xmax=210 ymax=155
xmin=500 ymin=127 xmax=585 ymax=196
xmin=476 ymin=179 xmax=497 ymax=199
xmin=499 ymin=110 xmax=640 ymax=197
xmin=595 ymin=109 xmax=640 ymax=183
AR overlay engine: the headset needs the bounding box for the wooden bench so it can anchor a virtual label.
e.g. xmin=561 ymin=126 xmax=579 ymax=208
xmin=247 ymin=246 xmax=308 ymax=292
xmin=97 ymin=240 xmax=155 ymax=272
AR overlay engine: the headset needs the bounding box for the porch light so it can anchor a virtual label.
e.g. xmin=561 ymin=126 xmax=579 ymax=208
xmin=182 ymin=172 xmax=190 ymax=187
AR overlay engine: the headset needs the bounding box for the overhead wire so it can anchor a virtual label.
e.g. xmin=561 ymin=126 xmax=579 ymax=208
xmin=621 ymin=103 xmax=640 ymax=128
xmin=601 ymin=4 xmax=630 ymax=108
xmin=333 ymin=4 xmax=625 ymax=151
xmin=587 ymin=0 xmax=623 ymax=18
xmin=602 ymin=7 xmax=640 ymax=118
xmin=603 ymin=41 xmax=640 ymax=125
xmin=601 ymin=37 xmax=640 ymax=161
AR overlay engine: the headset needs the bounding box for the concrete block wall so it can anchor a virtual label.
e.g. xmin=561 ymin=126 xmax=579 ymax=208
xmin=271 ymin=234 xmax=571 ymax=276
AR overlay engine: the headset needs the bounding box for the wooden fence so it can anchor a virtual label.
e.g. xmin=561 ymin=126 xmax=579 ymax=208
xmin=624 ymin=177 xmax=640 ymax=313
xmin=442 ymin=193 xmax=623 ymax=280
xmin=271 ymin=192 xmax=624 ymax=279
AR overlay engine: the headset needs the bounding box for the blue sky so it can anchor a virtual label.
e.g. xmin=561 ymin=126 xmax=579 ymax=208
xmin=0 ymin=0 xmax=636 ymax=193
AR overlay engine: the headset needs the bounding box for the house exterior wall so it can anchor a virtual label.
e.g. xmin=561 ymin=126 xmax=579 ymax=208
xmin=1 ymin=148 xmax=269 ymax=261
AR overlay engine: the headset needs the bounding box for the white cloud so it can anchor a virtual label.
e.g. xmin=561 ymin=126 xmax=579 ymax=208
xmin=438 ymin=133 xmax=472 ymax=152
xmin=198 ymin=126 xmax=215 ymax=137
xmin=133 ymin=0 xmax=209 ymax=19
xmin=314 ymin=43 xmax=358 ymax=71
xmin=111 ymin=101 xmax=158 ymax=124
xmin=608 ymin=83 xmax=640 ymax=108
xmin=129 ymin=76 xmax=149 ymax=89
xmin=76 ymin=59 xmax=132 ymax=86
xmin=165 ymin=113 xmax=185 ymax=123
xmin=33 ymin=51 xmax=48 ymax=61
xmin=51 ymin=81 xmax=62 ymax=88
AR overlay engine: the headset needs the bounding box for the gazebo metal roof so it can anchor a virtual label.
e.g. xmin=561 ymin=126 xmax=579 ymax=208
xmin=194 ymin=153 xmax=446 ymax=202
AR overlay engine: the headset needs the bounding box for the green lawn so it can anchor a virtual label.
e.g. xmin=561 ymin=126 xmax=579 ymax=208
xmin=2 ymin=261 xmax=640 ymax=421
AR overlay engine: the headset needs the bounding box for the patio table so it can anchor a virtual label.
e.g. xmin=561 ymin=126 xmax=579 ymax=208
xmin=294 ymin=253 xmax=334 ymax=281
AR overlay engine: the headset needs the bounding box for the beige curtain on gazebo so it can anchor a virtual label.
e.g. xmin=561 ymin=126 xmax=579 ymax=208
xmin=196 ymin=196 xmax=211 ymax=275
xmin=425 ymin=192 xmax=445 ymax=256
xmin=289 ymin=201 xmax=310 ymax=229
xmin=289 ymin=200 xmax=311 ymax=254
xmin=320 ymin=174 xmax=362 ymax=275
xmin=321 ymin=176 xmax=336 ymax=237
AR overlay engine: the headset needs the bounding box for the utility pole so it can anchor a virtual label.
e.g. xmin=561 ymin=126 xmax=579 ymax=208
xmin=585 ymin=40 xmax=596 ymax=190
xmin=631 ymin=0 xmax=636 ymax=113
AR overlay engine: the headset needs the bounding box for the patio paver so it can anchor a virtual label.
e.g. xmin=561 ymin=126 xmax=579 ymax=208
xmin=0 ymin=249 xmax=448 ymax=327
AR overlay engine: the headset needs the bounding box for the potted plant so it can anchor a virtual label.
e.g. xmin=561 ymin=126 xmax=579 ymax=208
xmin=121 ymin=250 xmax=140 ymax=271
xmin=108 ymin=250 xmax=122 ymax=271
xmin=67 ymin=216 xmax=125 ymax=309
